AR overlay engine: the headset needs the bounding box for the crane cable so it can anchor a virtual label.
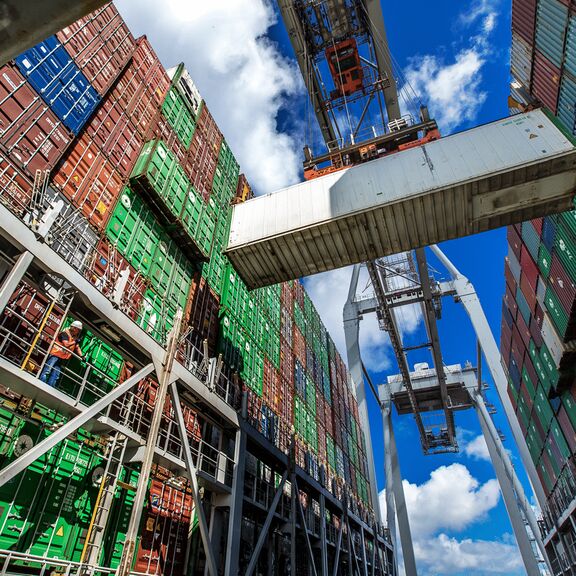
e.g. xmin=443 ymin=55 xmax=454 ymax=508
xmin=358 ymin=2 xmax=424 ymax=120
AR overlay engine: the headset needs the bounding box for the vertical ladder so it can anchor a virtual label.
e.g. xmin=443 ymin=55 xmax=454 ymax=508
xmin=81 ymin=432 xmax=131 ymax=566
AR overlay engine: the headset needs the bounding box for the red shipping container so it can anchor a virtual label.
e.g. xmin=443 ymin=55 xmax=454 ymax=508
xmin=524 ymin=354 xmax=538 ymax=388
xmin=536 ymin=461 xmax=551 ymax=496
xmin=520 ymin=272 xmax=537 ymax=313
xmin=512 ymin=0 xmax=536 ymax=44
xmin=533 ymin=411 xmax=547 ymax=443
xmin=110 ymin=65 xmax=159 ymax=139
xmin=532 ymin=50 xmax=561 ymax=113
xmin=57 ymin=3 xmax=135 ymax=96
xmin=534 ymin=302 xmax=545 ymax=328
xmin=0 ymin=151 xmax=33 ymax=216
xmin=511 ymin=330 xmax=525 ymax=369
xmin=51 ymin=133 xmax=123 ymax=231
xmin=0 ymin=280 xmax=65 ymax=372
xmin=502 ymin=308 xmax=513 ymax=344
xmin=504 ymin=284 xmax=519 ymax=320
xmin=132 ymin=37 xmax=170 ymax=106
xmin=279 ymin=336 xmax=293 ymax=383
xmin=186 ymin=277 xmax=220 ymax=356
xmin=325 ymin=403 xmax=333 ymax=437
xmin=529 ymin=314 xmax=544 ymax=347
xmin=0 ymin=65 xmax=72 ymax=174
xmin=281 ymin=281 xmax=294 ymax=312
xmin=186 ymin=132 xmax=218 ymax=202
xmin=507 ymin=226 xmax=522 ymax=261
xmin=516 ymin=302 xmax=532 ymax=349
xmin=531 ymin=218 xmax=543 ymax=235
xmin=85 ymin=96 xmax=144 ymax=177
xmin=262 ymin=357 xmax=280 ymax=413
xmin=549 ymin=255 xmax=576 ymax=316
xmin=135 ymin=477 xmax=193 ymax=576
xmin=88 ymin=239 xmax=146 ymax=320
xmin=520 ymin=245 xmax=538 ymax=290
xmin=504 ymin=259 xmax=516 ymax=291
xmin=195 ymin=104 xmax=223 ymax=155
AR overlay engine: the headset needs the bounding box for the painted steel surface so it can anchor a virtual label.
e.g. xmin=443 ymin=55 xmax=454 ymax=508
xmin=227 ymin=109 xmax=576 ymax=288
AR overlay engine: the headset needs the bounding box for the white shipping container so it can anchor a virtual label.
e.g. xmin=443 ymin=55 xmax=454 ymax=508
xmin=541 ymin=311 xmax=564 ymax=366
xmin=226 ymin=109 xmax=576 ymax=288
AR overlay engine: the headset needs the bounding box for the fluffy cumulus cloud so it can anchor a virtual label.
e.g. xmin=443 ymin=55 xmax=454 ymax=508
xmin=403 ymin=0 xmax=500 ymax=132
xmin=115 ymin=0 xmax=305 ymax=194
xmin=379 ymin=464 xmax=523 ymax=575
xmin=463 ymin=434 xmax=491 ymax=461
xmin=403 ymin=463 xmax=500 ymax=537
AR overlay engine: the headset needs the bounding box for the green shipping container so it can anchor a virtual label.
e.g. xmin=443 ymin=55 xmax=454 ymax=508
xmin=554 ymin=220 xmax=576 ymax=282
xmin=106 ymin=187 xmax=162 ymax=276
xmin=162 ymin=88 xmax=196 ymax=148
xmin=538 ymin=244 xmax=552 ymax=278
xmin=544 ymin=285 xmax=569 ymax=337
xmin=0 ymin=420 xmax=103 ymax=562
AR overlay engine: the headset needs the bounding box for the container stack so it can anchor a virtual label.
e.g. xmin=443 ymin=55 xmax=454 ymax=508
xmin=504 ymin=1 xmax=576 ymax=555
xmin=510 ymin=0 xmax=576 ymax=132
xmin=0 ymin=2 xmax=376 ymax=571
xmin=501 ymin=217 xmax=576 ymax=497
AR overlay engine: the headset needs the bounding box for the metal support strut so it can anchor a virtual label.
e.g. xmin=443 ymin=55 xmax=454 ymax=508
xmin=429 ymin=245 xmax=548 ymax=510
xmin=380 ymin=389 xmax=417 ymax=576
xmin=117 ymin=310 xmax=183 ymax=576
xmin=473 ymin=390 xmax=547 ymax=575
xmin=0 ymin=363 xmax=155 ymax=487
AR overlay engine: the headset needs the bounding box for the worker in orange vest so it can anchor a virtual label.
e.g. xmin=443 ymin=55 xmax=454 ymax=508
xmin=39 ymin=320 xmax=84 ymax=388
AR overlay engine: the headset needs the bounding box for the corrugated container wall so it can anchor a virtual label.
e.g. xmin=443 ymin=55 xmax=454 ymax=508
xmin=0 ymin=3 xmax=378 ymax=573
xmin=505 ymin=0 xmax=576 ymax=565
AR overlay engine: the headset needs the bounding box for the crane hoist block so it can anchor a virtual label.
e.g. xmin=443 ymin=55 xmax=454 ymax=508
xmin=225 ymin=109 xmax=576 ymax=289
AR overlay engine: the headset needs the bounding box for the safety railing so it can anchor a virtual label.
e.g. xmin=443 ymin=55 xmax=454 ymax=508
xmin=0 ymin=182 xmax=243 ymax=413
xmin=0 ymin=305 xmax=235 ymax=489
xmin=0 ymin=550 xmax=117 ymax=576
xmin=548 ymin=540 xmax=576 ymax=576
xmin=540 ymin=457 xmax=576 ymax=537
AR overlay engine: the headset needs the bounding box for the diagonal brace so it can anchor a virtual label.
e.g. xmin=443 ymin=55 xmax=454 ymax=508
xmin=0 ymin=363 xmax=154 ymax=487
xmin=332 ymin=512 xmax=344 ymax=576
xmin=245 ymin=470 xmax=289 ymax=576
xmin=295 ymin=477 xmax=318 ymax=576
xmin=169 ymin=381 xmax=219 ymax=576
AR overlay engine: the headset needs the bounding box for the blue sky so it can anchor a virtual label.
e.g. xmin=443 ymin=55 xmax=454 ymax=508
xmin=115 ymin=1 xmax=528 ymax=573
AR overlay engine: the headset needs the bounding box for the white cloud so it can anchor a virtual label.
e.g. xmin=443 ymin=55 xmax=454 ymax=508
xmin=402 ymin=463 xmax=500 ymax=537
xmin=405 ymin=49 xmax=487 ymax=133
xmin=403 ymin=0 xmax=499 ymax=133
xmin=415 ymin=533 xmax=524 ymax=575
xmin=379 ymin=464 xmax=519 ymax=575
xmin=115 ymin=0 xmax=305 ymax=194
xmin=464 ymin=434 xmax=491 ymax=461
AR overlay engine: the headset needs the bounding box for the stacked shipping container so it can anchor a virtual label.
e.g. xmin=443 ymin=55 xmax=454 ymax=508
xmin=507 ymin=0 xmax=576 ymax=571
xmin=0 ymin=2 xmax=375 ymax=572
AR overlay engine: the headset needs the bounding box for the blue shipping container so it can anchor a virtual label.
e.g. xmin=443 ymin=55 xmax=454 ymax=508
xmin=542 ymin=216 xmax=557 ymax=252
xmin=14 ymin=36 xmax=100 ymax=134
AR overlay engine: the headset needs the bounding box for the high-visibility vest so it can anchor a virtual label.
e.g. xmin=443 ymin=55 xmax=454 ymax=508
xmin=51 ymin=329 xmax=78 ymax=360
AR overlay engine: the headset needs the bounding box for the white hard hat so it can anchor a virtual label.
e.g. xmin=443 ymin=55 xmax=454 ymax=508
xmin=70 ymin=320 xmax=83 ymax=330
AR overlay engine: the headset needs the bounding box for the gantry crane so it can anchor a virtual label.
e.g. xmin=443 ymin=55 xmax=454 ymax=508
xmin=270 ymin=2 xmax=561 ymax=575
